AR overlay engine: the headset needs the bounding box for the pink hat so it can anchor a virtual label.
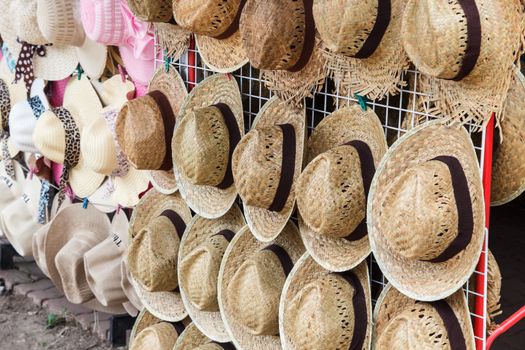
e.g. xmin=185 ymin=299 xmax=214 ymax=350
xmin=48 ymin=78 xmax=70 ymax=108
xmin=80 ymin=0 xmax=126 ymax=45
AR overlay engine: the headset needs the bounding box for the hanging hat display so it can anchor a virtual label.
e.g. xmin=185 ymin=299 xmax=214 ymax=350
xmin=174 ymin=322 xmax=236 ymax=350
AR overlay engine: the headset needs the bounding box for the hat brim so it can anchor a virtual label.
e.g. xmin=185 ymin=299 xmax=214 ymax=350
xmin=119 ymin=45 xmax=156 ymax=86
xmin=69 ymin=155 xmax=106 ymax=198
xmin=174 ymin=323 xmax=213 ymax=349
xmin=130 ymin=309 xmax=164 ymax=345
xmin=112 ymin=168 xmax=149 ymax=207
xmin=196 ymin=31 xmax=248 ymax=74
xmin=76 ymin=37 xmax=107 ymax=80
xmin=155 ymin=23 xmax=190 ymax=64
xmin=88 ymin=179 xmax=118 ymax=213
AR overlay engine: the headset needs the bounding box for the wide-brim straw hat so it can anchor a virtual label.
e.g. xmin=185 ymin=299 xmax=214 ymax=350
xmin=368 ymin=120 xmax=485 ymax=301
xmin=232 ymin=96 xmax=305 ymax=242
xmin=373 ymin=284 xmax=475 ymax=349
xmin=178 ymin=204 xmax=246 ymax=342
xmin=296 ymin=105 xmax=388 ymax=272
xmin=129 ymin=310 xmax=189 ymax=346
xmin=218 ymin=222 xmax=305 ymax=350
xmin=279 ymin=254 xmax=372 ymax=350
xmin=174 ymin=322 xmax=236 ymax=350
xmin=195 ymin=33 xmax=248 ymax=74
xmin=173 ymin=74 xmax=244 ymax=219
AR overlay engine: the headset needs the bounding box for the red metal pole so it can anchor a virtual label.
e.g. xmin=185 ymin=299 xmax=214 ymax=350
xmin=487 ymin=306 xmax=525 ymax=349
xmin=188 ymin=35 xmax=196 ymax=92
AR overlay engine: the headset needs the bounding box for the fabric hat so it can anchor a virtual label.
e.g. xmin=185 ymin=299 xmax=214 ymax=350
xmin=368 ymin=120 xmax=485 ymax=301
xmin=117 ymin=68 xmax=188 ymax=194
xmin=232 ymin=96 xmax=305 ymax=242
xmin=120 ymin=256 xmax=143 ymax=315
xmin=89 ymin=74 xmax=136 ymax=109
xmin=218 ymin=222 xmax=305 ymax=349
xmin=127 ymin=0 xmax=172 ymax=23
xmin=0 ymin=160 xmax=25 ymax=237
xmin=127 ymin=189 xmax=192 ymax=321
xmin=178 ymin=204 xmax=245 ymax=342
xmin=173 ymin=74 xmax=244 ymax=218
xmin=87 ymin=179 xmax=119 ymax=213
xmin=373 ymin=284 xmax=475 ymax=349
xmin=174 ymin=322 xmax=236 ymax=350
xmin=296 ymin=105 xmax=388 ymax=272
xmin=279 ymin=254 xmax=371 ymax=350
xmin=129 ymin=309 xmax=189 ymax=346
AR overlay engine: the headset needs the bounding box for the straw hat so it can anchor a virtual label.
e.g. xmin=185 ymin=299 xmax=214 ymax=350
xmin=232 ymin=97 xmax=305 ymax=242
xmin=296 ymin=106 xmax=388 ymax=271
xmin=373 ymin=284 xmax=475 ymax=349
xmin=127 ymin=189 xmax=192 ymax=321
xmin=178 ymin=204 xmax=246 ymax=342
xmin=129 ymin=309 xmax=188 ymax=346
xmin=127 ymin=0 xmax=172 ymax=23
xmin=173 ymin=74 xmax=244 ymax=218
xmin=174 ymin=322 xmax=236 ymax=350
xmin=279 ymin=254 xmax=371 ymax=350
xmin=218 ymin=222 xmax=305 ymax=349
xmin=117 ymin=68 xmax=188 ymax=195
xmin=368 ymin=120 xmax=485 ymax=301
xmin=154 ymin=23 xmax=191 ymax=63
xmin=402 ymin=0 xmax=524 ymax=127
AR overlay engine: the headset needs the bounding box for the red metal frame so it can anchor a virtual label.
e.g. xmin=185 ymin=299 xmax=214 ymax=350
xmin=188 ymin=35 xmax=196 ymax=92
xmin=487 ymin=306 xmax=525 ymax=349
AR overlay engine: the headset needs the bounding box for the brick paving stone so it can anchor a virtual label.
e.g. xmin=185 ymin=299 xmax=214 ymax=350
xmin=0 ymin=269 xmax=33 ymax=290
xmin=13 ymin=279 xmax=53 ymax=296
xmin=42 ymin=297 xmax=95 ymax=317
xmin=28 ymin=286 xmax=63 ymax=306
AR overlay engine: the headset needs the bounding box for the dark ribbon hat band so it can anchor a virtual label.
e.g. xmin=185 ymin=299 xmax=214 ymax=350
xmin=214 ymin=0 xmax=248 ymax=40
xmin=147 ymin=90 xmax=176 ymax=171
xmin=429 ymin=300 xmax=467 ymax=350
xmin=160 ymin=209 xmax=187 ymax=240
xmin=354 ymin=0 xmax=391 ymax=59
xmin=211 ymin=341 xmax=236 ymax=350
xmin=288 ymin=0 xmax=316 ymax=72
xmin=212 ymin=229 xmax=236 ymax=242
xmin=263 ymin=244 xmax=294 ymax=276
xmin=170 ymin=321 xmax=186 ymax=336
xmin=452 ymin=0 xmax=481 ymax=81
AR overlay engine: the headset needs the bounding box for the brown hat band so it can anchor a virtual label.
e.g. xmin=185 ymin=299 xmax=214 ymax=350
xmin=213 ymin=0 xmax=248 ymax=40
xmin=353 ymin=0 xmax=391 ymax=59
xmin=212 ymin=229 xmax=236 ymax=242
xmin=429 ymin=300 xmax=467 ymax=350
xmin=160 ymin=209 xmax=187 ymax=240
xmin=212 ymin=103 xmax=241 ymax=190
xmin=287 ymin=0 xmax=316 ymax=72
xmin=451 ymin=0 xmax=481 ymax=81
xmin=262 ymin=244 xmax=293 ymax=277
xmin=147 ymin=90 xmax=176 ymax=171
xmin=268 ymin=124 xmax=296 ymax=212
xmin=211 ymin=342 xmax=236 ymax=350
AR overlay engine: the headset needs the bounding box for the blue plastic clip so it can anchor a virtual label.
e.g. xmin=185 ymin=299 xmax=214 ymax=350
xmin=82 ymin=197 xmax=89 ymax=209
xmin=354 ymin=93 xmax=369 ymax=111
xmin=77 ymin=65 xmax=83 ymax=80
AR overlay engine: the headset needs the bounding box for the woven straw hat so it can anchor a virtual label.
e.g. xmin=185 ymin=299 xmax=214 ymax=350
xmin=127 ymin=0 xmax=172 ymax=23
xmin=127 ymin=189 xmax=192 ymax=321
xmin=373 ymin=284 xmax=475 ymax=349
xmin=487 ymin=250 xmax=502 ymax=331
xmin=173 ymin=74 xmax=243 ymax=218
xmin=232 ymin=96 xmax=305 ymax=242
xmin=154 ymin=23 xmax=191 ymax=63
xmin=218 ymin=222 xmax=305 ymax=349
xmin=174 ymin=322 xmax=236 ymax=350
xmin=279 ymin=254 xmax=371 ymax=350
xmin=402 ymin=0 xmax=524 ymax=127
xmin=296 ymin=105 xmax=388 ymax=272
xmin=117 ymin=68 xmax=188 ymax=195
xmin=368 ymin=120 xmax=485 ymax=301
xmin=129 ymin=309 xmax=189 ymax=346
xmin=178 ymin=204 xmax=245 ymax=342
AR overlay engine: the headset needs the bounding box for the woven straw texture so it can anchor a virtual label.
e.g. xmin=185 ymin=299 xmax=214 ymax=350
xmin=368 ymin=120 xmax=485 ymax=301
xmin=196 ymin=32 xmax=249 ymax=73
xmin=155 ymin=23 xmax=191 ymax=63
xmin=174 ymin=322 xmax=213 ymax=350
xmin=174 ymin=0 xmax=241 ymax=36
xmin=130 ymin=309 xmax=164 ymax=345
xmin=218 ymin=222 xmax=305 ymax=350
xmin=297 ymin=105 xmax=388 ymax=271
xmin=127 ymin=0 xmax=172 ymax=22
xmin=487 ymin=250 xmax=502 ymax=331
xmin=130 ymin=323 xmax=178 ymax=350
xmin=279 ymin=254 xmax=371 ymax=350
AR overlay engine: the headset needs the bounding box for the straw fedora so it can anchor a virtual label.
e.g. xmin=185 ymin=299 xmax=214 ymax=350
xmin=174 ymin=322 xmax=236 ymax=350
xmin=232 ymin=96 xmax=305 ymax=242
xmin=127 ymin=0 xmax=172 ymax=23
xmin=402 ymin=0 xmax=524 ymax=127
xmin=218 ymin=222 xmax=305 ymax=349
xmin=373 ymin=284 xmax=475 ymax=349
xmin=279 ymin=254 xmax=371 ymax=350
xmin=178 ymin=204 xmax=246 ymax=342
xmin=296 ymin=105 xmax=388 ymax=272
xmin=173 ymin=74 xmax=244 ymax=218
xmin=129 ymin=309 xmax=189 ymax=347
xmin=117 ymin=68 xmax=188 ymax=195
xmin=127 ymin=189 xmax=192 ymax=322
xmin=154 ymin=23 xmax=191 ymax=64
xmin=368 ymin=120 xmax=485 ymax=301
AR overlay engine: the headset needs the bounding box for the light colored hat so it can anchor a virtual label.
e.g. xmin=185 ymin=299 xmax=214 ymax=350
xmin=174 ymin=322 xmax=236 ymax=350
xmin=232 ymin=96 xmax=305 ymax=242
xmin=173 ymin=74 xmax=244 ymax=218
xmin=127 ymin=189 xmax=192 ymax=322
xmin=373 ymin=284 xmax=475 ymax=349
xmin=127 ymin=0 xmax=172 ymax=23
xmin=279 ymin=254 xmax=372 ymax=350
xmin=218 ymin=222 xmax=305 ymax=350
xmin=296 ymin=105 xmax=388 ymax=271
xmin=0 ymin=160 xmax=25 ymax=219
xmin=129 ymin=309 xmax=188 ymax=347
xmin=178 ymin=205 xmax=245 ymax=342
xmin=87 ymin=179 xmax=119 ymax=213
xmin=120 ymin=255 xmax=143 ymax=315
xmin=368 ymin=120 xmax=485 ymax=301
xmin=117 ymin=68 xmax=188 ymax=194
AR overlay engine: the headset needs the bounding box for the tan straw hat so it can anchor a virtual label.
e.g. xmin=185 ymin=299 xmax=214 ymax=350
xmin=232 ymin=97 xmax=305 ymax=242
xmin=368 ymin=120 xmax=485 ymax=301
xmin=127 ymin=0 xmax=173 ymax=22
xmin=173 ymin=74 xmax=244 ymax=218
xmin=154 ymin=22 xmax=191 ymax=63
xmin=129 ymin=309 xmax=189 ymax=346
xmin=127 ymin=189 xmax=192 ymax=321
xmin=218 ymin=222 xmax=305 ymax=349
xmin=279 ymin=254 xmax=371 ymax=350
xmin=373 ymin=284 xmax=475 ymax=349
xmin=296 ymin=105 xmax=388 ymax=271
xmin=178 ymin=204 xmax=245 ymax=342
xmin=174 ymin=322 xmax=236 ymax=350
xmin=116 ymin=68 xmax=188 ymax=194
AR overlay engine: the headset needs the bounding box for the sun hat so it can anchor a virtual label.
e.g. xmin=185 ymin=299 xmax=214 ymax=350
xmin=279 ymin=254 xmax=371 ymax=350
xmin=85 ymin=179 xmax=119 ymax=213
xmin=402 ymin=0 xmax=524 ymax=127
xmin=178 ymin=204 xmax=245 ymax=342
xmin=154 ymin=23 xmax=191 ymax=63
xmin=232 ymin=96 xmax=305 ymax=242
xmin=127 ymin=189 xmax=192 ymax=321
xmin=373 ymin=284 xmax=475 ymax=349
xmin=368 ymin=120 xmax=485 ymax=301
xmin=218 ymin=222 xmax=305 ymax=349
xmin=295 ymin=106 xmax=387 ymax=272
xmin=129 ymin=309 xmax=189 ymax=346
xmin=173 ymin=74 xmax=243 ymax=218
xmin=174 ymin=322 xmax=236 ymax=350
xmin=0 ymin=160 xmax=25 ymax=222
xmin=127 ymin=0 xmax=172 ymax=23
xmin=117 ymin=68 xmax=188 ymax=194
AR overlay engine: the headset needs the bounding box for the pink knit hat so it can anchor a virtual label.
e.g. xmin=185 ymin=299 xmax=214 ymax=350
xmin=80 ymin=0 xmax=126 ymax=45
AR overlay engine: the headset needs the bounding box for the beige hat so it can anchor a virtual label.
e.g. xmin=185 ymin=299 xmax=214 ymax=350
xmin=127 ymin=0 xmax=172 ymax=22
xmin=218 ymin=222 xmax=305 ymax=349
xmin=232 ymin=96 xmax=305 ymax=242
xmin=120 ymin=255 xmax=143 ymax=315
xmin=374 ymin=284 xmax=475 ymax=349
xmin=368 ymin=120 xmax=485 ymax=301
xmin=174 ymin=322 xmax=236 ymax=350
xmin=173 ymin=74 xmax=244 ymax=218
xmin=127 ymin=189 xmax=192 ymax=322
xmin=116 ymin=68 xmax=188 ymax=195
xmin=178 ymin=204 xmax=245 ymax=342
xmin=296 ymin=105 xmax=388 ymax=272
xmin=0 ymin=160 xmax=25 ymax=217
xmin=280 ymin=254 xmax=371 ymax=350
xmin=129 ymin=309 xmax=189 ymax=346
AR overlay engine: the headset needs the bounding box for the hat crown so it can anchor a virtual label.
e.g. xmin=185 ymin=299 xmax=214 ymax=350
xmin=37 ymin=0 xmax=86 ymax=47
xmin=127 ymin=0 xmax=173 ymax=22
xmin=15 ymin=0 xmax=48 ymax=45
xmin=130 ymin=323 xmax=178 ymax=350
xmin=33 ymin=110 xmax=66 ymax=164
xmin=175 ymin=0 xmax=242 ymax=37
xmin=82 ymin=114 xmax=118 ymax=175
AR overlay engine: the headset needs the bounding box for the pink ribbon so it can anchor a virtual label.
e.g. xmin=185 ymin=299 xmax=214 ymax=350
xmin=120 ymin=0 xmax=156 ymax=62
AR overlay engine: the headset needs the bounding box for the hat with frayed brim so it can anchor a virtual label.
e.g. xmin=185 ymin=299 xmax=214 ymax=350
xmin=296 ymin=105 xmax=387 ymax=272
xmin=232 ymin=96 xmax=305 ymax=242
xmin=127 ymin=0 xmax=172 ymax=23
xmin=174 ymin=322 xmax=236 ymax=350
xmin=154 ymin=23 xmax=191 ymax=63
xmin=369 ymin=120 xmax=485 ymax=301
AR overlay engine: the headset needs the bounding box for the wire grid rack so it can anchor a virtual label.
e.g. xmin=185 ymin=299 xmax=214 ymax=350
xmin=155 ymin=36 xmax=491 ymax=348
